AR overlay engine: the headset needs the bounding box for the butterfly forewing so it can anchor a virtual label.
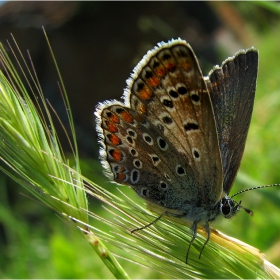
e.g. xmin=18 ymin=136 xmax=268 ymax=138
xmin=122 ymin=40 xmax=223 ymax=207
xmin=205 ymin=49 xmax=258 ymax=194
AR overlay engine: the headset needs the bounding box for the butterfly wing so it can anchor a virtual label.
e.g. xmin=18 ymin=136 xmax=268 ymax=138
xmin=96 ymin=39 xmax=223 ymax=212
xmin=205 ymin=48 xmax=258 ymax=194
xmin=121 ymin=39 xmax=223 ymax=207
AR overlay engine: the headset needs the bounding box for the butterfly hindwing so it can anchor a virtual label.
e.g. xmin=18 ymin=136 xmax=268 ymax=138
xmin=205 ymin=48 xmax=258 ymax=194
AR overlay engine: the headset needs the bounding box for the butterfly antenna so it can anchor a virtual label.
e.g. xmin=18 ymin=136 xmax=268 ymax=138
xmin=231 ymin=184 xmax=280 ymax=216
xmin=231 ymin=183 xmax=280 ymax=199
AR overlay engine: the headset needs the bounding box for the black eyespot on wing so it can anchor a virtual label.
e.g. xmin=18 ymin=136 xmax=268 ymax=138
xmin=128 ymin=130 xmax=136 ymax=137
xmin=131 ymin=169 xmax=140 ymax=183
xmin=169 ymin=90 xmax=179 ymax=98
xmin=137 ymin=82 xmax=145 ymax=91
xmin=162 ymin=99 xmax=173 ymax=108
xmin=127 ymin=136 xmax=133 ymax=144
xmin=158 ymin=137 xmax=168 ymax=150
xmin=116 ymin=108 xmax=125 ymax=114
xmin=194 ymin=150 xmax=200 ymax=158
xmin=106 ymin=112 xmax=113 ymax=118
xmin=134 ymin=159 xmax=142 ymax=168
xmin=160 ymin=182 xmax=168 ymax=190
xmin=191 ymin=94 xmax=200 ymax=102
xmin=177 ymin=166 xmax=185 ymax=175
xmin=152 ymin=60 xmax=160 ymax=69
xmin=178 ymin=86 xmax=188 ymax=95
xmin=145 ymin=71 xmax=153 ymax=79
xmin=162 ymin=116 xmax=173 ymax=124
xmin=130 ymin=148 xmax=137 ymax=156
xmin=162 ymin=53 xmax=171 ymax=60
xmin=184 ymin=123 xmax=199 ymax=131
xmin=152 ymin=156 xmax=160 ymax=165
xmin=144 ymin=135 xmax=152 ymax=143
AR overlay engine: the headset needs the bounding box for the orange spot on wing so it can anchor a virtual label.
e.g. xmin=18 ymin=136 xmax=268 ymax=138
xmin=165 ymin=62 xmax=176 ymax=71
xmin=116 ymin=173 xmax=126 ymax=182
xmin=110 ymin=149 xmax=123 ymax=161
xmin=118 ymin=166 xmax=126 ymax=173
xmin=180 ymin=61 xmax=192 ymax=72
xmin=137 ymin=104 xmax=147 ymax=115
xmin=120 ymin=111 xmax=133 ymax=123
xmin=146 ymin=76 xmax=160 ymax=87
xmin=108 ymin=134 xmax=121 ymax=146
xmin=138 ymin=86 xmax=153 ymax=101
xmin=106 ymin=121 xmax=118 ymax=133
xmin=109 ymin=114 xmax=119 ymax=123
xmin=155 ymin=66 xmax=166 ymax=77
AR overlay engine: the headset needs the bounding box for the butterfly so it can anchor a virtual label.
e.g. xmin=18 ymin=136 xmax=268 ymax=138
xmin=95 ymin=38 xmax=258 ymax=263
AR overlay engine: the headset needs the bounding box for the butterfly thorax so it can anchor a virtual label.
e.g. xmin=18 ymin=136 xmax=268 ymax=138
xmin=172 ymin=194 xmax=240 ymax=224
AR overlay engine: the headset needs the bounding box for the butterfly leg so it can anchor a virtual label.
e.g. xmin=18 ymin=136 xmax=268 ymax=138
xmin=131 ymin=211 xmax=186 ymax=234
xmin=186 ymin=221 xmax=198 ymax=263
xmin=198 ymin=222 xmax=210 ymax=259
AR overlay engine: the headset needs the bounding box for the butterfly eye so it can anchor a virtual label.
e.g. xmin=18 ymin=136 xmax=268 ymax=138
xmin=220 ymin=197 xmax=239 ymax=219
xmin=220 ymin=198 xmax=234 ymax=219
xmin=220 ymin=201 xmax=231 ymax=218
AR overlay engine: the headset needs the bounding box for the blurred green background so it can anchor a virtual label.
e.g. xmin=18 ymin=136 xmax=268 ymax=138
xmin=0 ymin=1 xmax=280 ymax=278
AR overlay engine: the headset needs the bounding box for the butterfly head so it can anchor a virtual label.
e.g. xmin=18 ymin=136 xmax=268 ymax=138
xmin=219 ymin=196 xmax=241 ymax=219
